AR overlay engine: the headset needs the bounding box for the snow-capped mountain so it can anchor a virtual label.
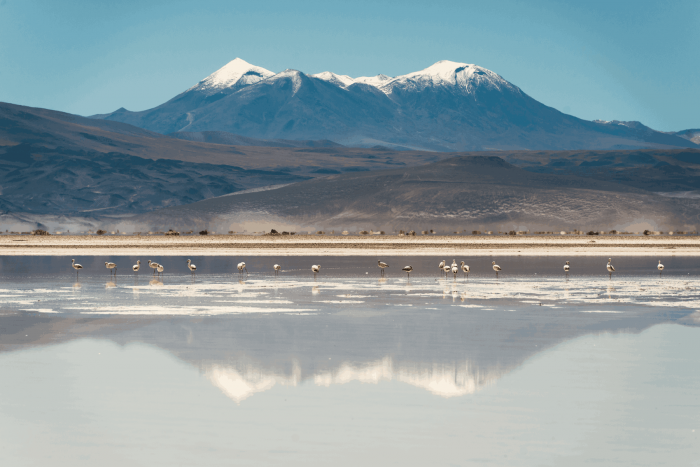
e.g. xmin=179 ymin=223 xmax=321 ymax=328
xmin=188 ymin=58 xmax=275 ymax=95
xmin=378 ymin=60 xmax=516 ymax=95
xmin=94 ymin=58 xmax=698 ymax=151
xmin=310 ymin=71 xmax=356 ymax=89
xmin=675 ymin=129 xmax=700 ymax=145
xmin=354 ymin=74 xmax=391 ymax=87
xmin=313 ymin=61 xmax=511 ymax=95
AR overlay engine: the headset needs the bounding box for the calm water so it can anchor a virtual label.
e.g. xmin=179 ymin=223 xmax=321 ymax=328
xmin=0 ymin=256 xmax=698 ymax=466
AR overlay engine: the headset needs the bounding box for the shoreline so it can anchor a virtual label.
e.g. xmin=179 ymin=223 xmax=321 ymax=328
xmin=1 ymin=235 xmax=699 ymax=256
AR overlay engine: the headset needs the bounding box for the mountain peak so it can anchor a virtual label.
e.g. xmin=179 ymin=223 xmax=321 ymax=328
xmin=379 ymin=60 xmax=515 ymax=95
xmin=355 ymin=74 xmax=392 ymax=87
xmin=268 ymin=69 xmax=306 ymax=94
xmin=189 ymin=58 xmax=275 ymax=94
xmin=311 ymin=71 xmax=356 ymax=89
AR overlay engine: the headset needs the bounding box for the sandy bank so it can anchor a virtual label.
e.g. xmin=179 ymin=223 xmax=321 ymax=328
xmin=1 ymin=235 xmax=699 ymax=256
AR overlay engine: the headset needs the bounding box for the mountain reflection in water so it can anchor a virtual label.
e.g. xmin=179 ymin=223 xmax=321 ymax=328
xmin=1 ymin=254 xmax=699 ymax=405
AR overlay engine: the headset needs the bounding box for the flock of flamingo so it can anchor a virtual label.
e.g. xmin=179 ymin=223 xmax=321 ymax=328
xmin=69 ymin=257 xmax=665 ymax=279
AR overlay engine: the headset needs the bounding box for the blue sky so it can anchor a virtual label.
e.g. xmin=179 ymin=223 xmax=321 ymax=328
xmin=0 ymin=0 xmax=698 ymax=131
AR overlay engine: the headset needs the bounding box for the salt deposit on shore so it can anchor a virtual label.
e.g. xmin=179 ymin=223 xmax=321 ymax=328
xmin=1 ymin=234 xmax=699 ymax=256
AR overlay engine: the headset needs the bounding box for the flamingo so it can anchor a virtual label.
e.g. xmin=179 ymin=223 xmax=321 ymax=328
xmin=312 ymin=264 xmax=321 ymax=278
xmin=378 ymin=260 xmax=389 ymax=276
xmin=492 ymin=261 xmax=502 ymax=278
xmin=237 ymin=262 xmax=248 ymax=275
xmin=105 ymin=261 xmax=117 ymax=276
xmin=157 ymin=264 xmax=164 ymax=277
xmin=71 ymin=259 xmax=83 ymax=278
xmin=402 ymin=265 xmax=413 ymax=278
xmin=607 ymin=258 xmax=615 ymax=278
xmin=273 ymin=264 xmax=281 ymax=275
xmin=443 ymin=264 xmax=451 ymax=277
xmin=451 ymin=262 xmax=458 ymax=278
xmin=564 ymin=261 xmax=570 ymax=273
xmin=657 ymin=260 xmax=664 ymax=275
xmin=148 ymin=260 xmax=159 ymax=275
xmin=187 ymin=259 xmax=197 ymax=276
xmin=460 ymin=261 xmax=470 ymax=277
xmin=133 ymin=260 xmax=140 ymax=274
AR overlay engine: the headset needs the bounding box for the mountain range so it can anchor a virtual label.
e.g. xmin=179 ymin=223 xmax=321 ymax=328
xmin=94 ymin=58 xmax=699 ymax=152
xmin=129 ymin=155 xmax=700 ymax=233
xmin=3 ymin=100 xmax=700 ymax=232
xmin=0 ymin=102 xmax=442 ymax=215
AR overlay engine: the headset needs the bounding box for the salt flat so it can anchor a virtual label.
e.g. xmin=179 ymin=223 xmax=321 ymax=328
xmin=1 ymin=234 xmax=699 ymax=256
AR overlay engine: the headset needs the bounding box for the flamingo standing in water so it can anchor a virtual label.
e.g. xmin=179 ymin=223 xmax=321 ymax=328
xmin=274 ymin=264 xmax=281 ymax=275
xmin=657 ymin=260 xmax=664 ymax=276
xmin=72 ymin=259 xmax=83 ymax=278
xmin=237 ymin=262 xmax=248 ymax=275
xmin=148 ymin=260 xmax=159 ymax=275
xmin=187 ymin=259 xmax=197 ymax=276
xmin=438 ymin=260 xmax=446 ymax=276
xmin=378 ymin=261 xmax=389 ymax=276
xmin=451 ymin=262 xmax=458 ymax=279
xmin=105 ymin=261 xmax=117 ymax=276
xmin=312 ymin=264 xmax=321 ymax=278
xmin=607 ymin=258 xmax=615 ymax=278
xmin=460 ymin=261 xmax=470 ymax=277
xmin=157 ymin=264 xmax=164 ymax=277
xmin=133 ymin=260 xmax=140 ymax=275
xmin=492 ymin=261 xmax=502 ymax=278
xmin=402 ymin=265 xmax=413 ymax=278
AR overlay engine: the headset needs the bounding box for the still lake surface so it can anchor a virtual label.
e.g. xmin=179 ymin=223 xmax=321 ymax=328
xmin=1 ymin=255 xmax=698 ymax=466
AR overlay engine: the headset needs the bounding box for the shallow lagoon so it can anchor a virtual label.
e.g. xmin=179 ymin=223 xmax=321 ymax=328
xmin=0 ymin=256 xmax=698 ymax=465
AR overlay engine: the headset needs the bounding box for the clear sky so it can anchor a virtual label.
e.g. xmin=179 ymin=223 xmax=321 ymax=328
xmin=0 ymin=0 xmax=698 ymax=131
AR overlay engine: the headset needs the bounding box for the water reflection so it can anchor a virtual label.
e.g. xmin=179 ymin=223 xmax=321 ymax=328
xmin=1 ymin=295 xmax=694 ymax=404
xmin=1 ymin=255 xmax=700 ymax=405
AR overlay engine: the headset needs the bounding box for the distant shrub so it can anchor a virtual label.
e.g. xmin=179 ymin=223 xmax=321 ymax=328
xmin=31 ymin=229 xmax=49 ymax=236
xmin=165 ymin=229 xmax=180 ymax=236
xmin=96 ymin=229 xmax=106 ymax=235
xmin=587 ymin=231 xmax=599 ymax=235
xmin=359 ymin=230 xmax=369 ymax=235
xmin=199 ymin=230 xmax=208 ymax=235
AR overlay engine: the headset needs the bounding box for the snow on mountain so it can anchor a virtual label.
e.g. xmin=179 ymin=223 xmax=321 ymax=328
xmin=188 ymin=58 xmax=275 ymax=95
xmin=593 ymin=120 xmax=653 ymax=131
xmin=354 ymin=74 xmax=392 ymax=87
xmin=267 ymin=69 xmax=305 ymax=95
xmin=95 ymin=58 xmax=700 ymax=151
xmin=675 ymin=129 xmax=700 ymax=145
xmin=311 ymin=71 xmax=357 ymax=89
xmin=378 ymin=60 xmax=516 ymax=95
